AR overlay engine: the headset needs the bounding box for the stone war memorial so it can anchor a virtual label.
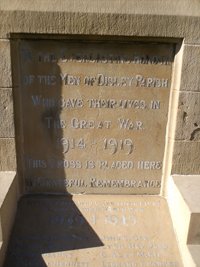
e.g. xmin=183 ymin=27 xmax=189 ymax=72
xmin=0 ymin=1 xmax=200 ymax=267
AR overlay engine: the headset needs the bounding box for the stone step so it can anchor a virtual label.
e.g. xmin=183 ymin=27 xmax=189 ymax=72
xmin=188 ymin=245 xmax=200 ymax=267
xmin=167 ymin=175 xmax=200 ymax=267
xmin=0 ymin=172 xmax=19 ymax=267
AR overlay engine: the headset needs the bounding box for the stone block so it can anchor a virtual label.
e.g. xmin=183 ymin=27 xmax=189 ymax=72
xmin=188 ymin=245 xmax=200 ymax=267
xmin=0 ymin=2 xmax=199 ymax=44
xmin=172 ymin=175 xmax=200 ymax=244
xmin=0 ymin=139 xmax=16 ymax=171
xmin=0 ymin=89 xmax=15 ymax=138
xmin=180 ymin=45 xmax=200 ymax=92
xmin=0 ymin=40 xmax=12 ymax=87
xmin=172 ymin=142 xmax=200 ymax=174
xmin=175 ymin=92 xmax=200 ymax=141
xmin=173 ymin=175 xmax=200 ymax=214
xmin=188 ymin=213 xmax=200 ymax=244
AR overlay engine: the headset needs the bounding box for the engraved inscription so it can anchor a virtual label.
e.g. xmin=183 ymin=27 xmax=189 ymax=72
xmin=4 ymin=196 xmax=183 ymax=267
xmin=17 ymin=40 xmax=174 ymax=194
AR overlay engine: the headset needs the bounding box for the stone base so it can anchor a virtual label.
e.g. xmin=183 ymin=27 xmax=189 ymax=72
xmin=4 ymin=195 xmax=183 ymax=267
xmin=0 ymin=172 xmax=19 ymax=267
xmin=167 ymin=175 xmax=200 ymax=267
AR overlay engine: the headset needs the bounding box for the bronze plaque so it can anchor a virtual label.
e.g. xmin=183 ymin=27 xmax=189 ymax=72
xmin=17 ymin=40 xmax=174 ymax=194
xmin=4 ymin=195 xmax=183 ymax=267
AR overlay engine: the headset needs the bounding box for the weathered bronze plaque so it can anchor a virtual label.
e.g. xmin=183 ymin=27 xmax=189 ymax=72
xmin=17 ymin=40 xmax=174 ymax=194
xmin=4 ymin=195 xmax=183 ymax=267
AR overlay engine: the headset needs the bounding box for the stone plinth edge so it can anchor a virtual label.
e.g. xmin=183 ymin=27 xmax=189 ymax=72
xmin=0 ymin=172 xmax=19 ymax=267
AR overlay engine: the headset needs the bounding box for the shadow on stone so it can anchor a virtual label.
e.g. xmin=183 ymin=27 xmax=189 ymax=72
xmin=3 ymin=195 xmax=104 ymax=267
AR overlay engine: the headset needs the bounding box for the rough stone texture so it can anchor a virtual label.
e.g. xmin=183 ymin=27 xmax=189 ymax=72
xmin=0 ymin=0 xmax=199 ymax=16
xmin=172 ymin=142 xmax=200 ymax=174
xmin=175 ymin=92 xmax=200 ymax=141
xmin=0 ymin=89 xmax=15 ymax=138
xmin=180 ymin=45 xmax=200 ymax=92
xmin=0 ymin=139 xmax=16 ymax=171
xmin=169 ymin=45 xmax=200 ymax=177
xmin=0 ymin=40 xmax=12 ymax=88
xmin=0 ymin=1 xmax=199 ymax=44
xmin=170 ymin=46 xmax=200 ymax=177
